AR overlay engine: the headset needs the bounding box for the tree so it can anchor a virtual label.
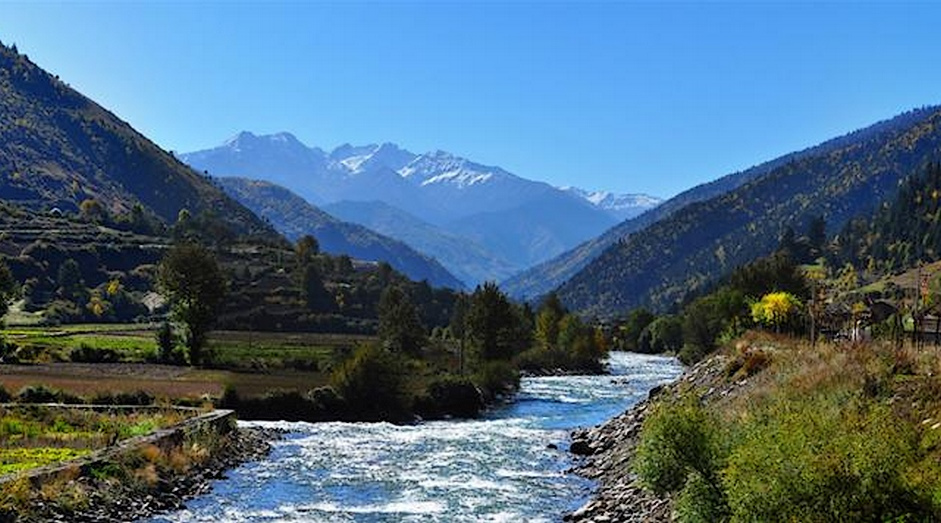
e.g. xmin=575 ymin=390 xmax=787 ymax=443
xmin=638 ymin=316 xmax=684 ymax=354
xmin=57 ymin=258 xmax=86 ymax=303
xmin=750 ymin=292 xmax=802 ymax=333
xmin=0 ymin=260 xmax=14 ymax=321
xmin=620 ymin=308 xmax=656 ymax=352
xmin=157 ymin=243 xmax=226 ymax=365
xmin=296 ymin=235 xmax=319 ymax=268
xmin=302 ymin=264 xmax=333 ymax=312
xmin=807 ymin=215 xmax=827 ymax=258
xmin=535 ymin=292 xmax=566 ymax=350
xmin=79 ymin=198 xmax=105 ymax=223
xmin=330 ymin=343 xmax=410 ymax=421
xmin=466 ymin=282 xmax=528 ymax=362
xmin=378 ymin=285 xmax=427 ymax=357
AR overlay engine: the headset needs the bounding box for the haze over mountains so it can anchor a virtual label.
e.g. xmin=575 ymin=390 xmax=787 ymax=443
xmin=217 ymin=177 xmax=464 ymax=289
xmin=181 ymin=133 xmax=660 ymax=285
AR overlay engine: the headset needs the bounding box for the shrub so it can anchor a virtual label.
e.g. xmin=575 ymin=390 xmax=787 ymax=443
xmin=633 ymin=395 xmax=725 ymax=496
xmin=16 ymin=385 xmax=82 ymax=404
xmin=69 ymin=343 xmax=119 ymax=363
xmin=723 ymin=400 xmax=931 ymax=522
xmin=472 ymin=360 xmax=520 ymax=401
xmin=90 ymin=390 xmax=154 ymax=406
xmin=0 ymin=384 xmax=9 ymax=403
xmin=330 ymin=344 xmax=410 ymax=422
xmin=414 ymin=375 xmax=484 ymax=419
xmin=155 ymin=321 xmax=175 ymax=363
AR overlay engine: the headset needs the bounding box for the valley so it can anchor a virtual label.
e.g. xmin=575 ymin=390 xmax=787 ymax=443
xmin=3 ymin=5 xmax=941 ymax=521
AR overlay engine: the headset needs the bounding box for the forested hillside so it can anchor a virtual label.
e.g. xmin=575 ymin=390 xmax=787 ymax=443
xmin=0 ymin=42 xmax=270 ymax=238
xmin=504 ymin=106 xmax=941 ymax=301
xmin=219 ymin=177 xmax=463 ymax=289
xmin=832 ymin=162 xmax=941 ymax=273
xmin=558 ymin=106 xmax=941 ymax=316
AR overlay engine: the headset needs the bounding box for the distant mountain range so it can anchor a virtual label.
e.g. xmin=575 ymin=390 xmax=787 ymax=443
xmin=321 ymin=200 xmax=518 ymax=287
xmin=218 ymin=177 xmax=464 ymax=289
xmin=547 ymin=106 xmax=941 ymax=316
xmin=181 ymin=133 xmax=659 ymax=285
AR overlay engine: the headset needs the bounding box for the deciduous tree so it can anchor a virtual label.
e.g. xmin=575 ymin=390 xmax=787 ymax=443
xmin=157 ymin=243 xmax=225 ymax=365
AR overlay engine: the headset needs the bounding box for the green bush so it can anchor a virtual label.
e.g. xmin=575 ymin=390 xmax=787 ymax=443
xmin=723 ymin=400 xmax=933 ymax=522
xmin=69 ymin=343 xmax=119 ymax=363
xmin=414 ymin=375 xmax=484 ymax=419
xmin=472 ymin=360 xmax=520 ymax=401
xmin=330 ymin=344 xmax=411 ymax=422
xmin=634 ymin=395 xmax=725 ymax=496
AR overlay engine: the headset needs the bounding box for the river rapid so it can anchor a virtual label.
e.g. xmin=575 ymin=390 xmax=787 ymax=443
xmin=145 ymin=352 xmax=682 ymax=523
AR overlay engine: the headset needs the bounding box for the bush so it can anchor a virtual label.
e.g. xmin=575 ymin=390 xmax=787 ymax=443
xmin=90 ymin=390 xmax=154 ymax=406
xmin=472 ymin=360 xmax=520 ymax=401
xmin=330 ymin=344 xmax=411 ymax=422
xmin=723 ymin=400 xmax=932 ymax=522
xmin=155 ymin=321 xmax=175 ymax=363
xmin=414 ymin=375 xmax=484 ymax=419
xmin=69 ymin=343 xmax=120 ymax=363
xmin=634 ymin=395 xmax=725 ymax=497
xmin=0 ymin=384 xmax=10 ymax=403
xmin=16 ymin=385 xmax=82 ymax=404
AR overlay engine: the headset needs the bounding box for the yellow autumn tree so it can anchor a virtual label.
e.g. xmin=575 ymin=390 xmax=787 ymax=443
xmin=751 ymin=292 xmax=802 ymax=333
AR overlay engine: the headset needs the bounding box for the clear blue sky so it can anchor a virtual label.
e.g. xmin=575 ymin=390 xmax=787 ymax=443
xmin=1 ymin=2 xmax=939 ymax=199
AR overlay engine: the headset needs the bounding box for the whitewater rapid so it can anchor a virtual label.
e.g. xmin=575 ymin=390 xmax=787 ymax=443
xmin=145 ymin=352 xmax=682 ymax=522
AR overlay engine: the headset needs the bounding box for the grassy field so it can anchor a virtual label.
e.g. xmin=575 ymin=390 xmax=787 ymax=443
xmin=0 ymin=325 xmax=378 ymax=402
xmin=0 ymin=406 xmax=193 ymax=476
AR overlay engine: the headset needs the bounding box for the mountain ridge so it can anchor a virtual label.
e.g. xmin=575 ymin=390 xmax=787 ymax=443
xmin=556 ymin=105 xmax=941 ymax=316
xmin=181 ymin=133 xmax=658 ymax=284
xmin=503 ymin=105 xmax=941 ymax=301
xmin=218 ymin=177 xmax=464 ymax=289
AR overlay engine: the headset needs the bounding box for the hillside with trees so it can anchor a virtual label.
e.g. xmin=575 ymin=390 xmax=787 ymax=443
xmin=0 ymin=41 xmax=271 ymax=239
xmin=218 ymin=177 xmax=463 ymax=289
xmin=557 ymin=106 xmax=941 ymax=316
xmin=504 ymin=106 xmax=941 ymax=301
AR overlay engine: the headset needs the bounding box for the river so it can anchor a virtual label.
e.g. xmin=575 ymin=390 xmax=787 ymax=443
xmin=145 ymin=352 xmax=682 ymax=522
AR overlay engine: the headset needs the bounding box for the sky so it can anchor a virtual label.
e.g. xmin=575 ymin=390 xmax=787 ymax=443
xmin=1 ymin=1 xmax=939 ymax=199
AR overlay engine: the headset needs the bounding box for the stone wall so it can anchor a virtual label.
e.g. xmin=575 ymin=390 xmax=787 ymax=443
xmin=0 ymin=405 xmax=236 ymax=490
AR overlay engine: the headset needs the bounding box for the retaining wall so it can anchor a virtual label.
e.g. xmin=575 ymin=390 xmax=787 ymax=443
xmin=0 ymin=405 xmax=236 ymax=490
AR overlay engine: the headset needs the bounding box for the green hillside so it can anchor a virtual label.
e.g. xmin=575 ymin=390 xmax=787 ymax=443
xmin=505 ymin=106 xmax=941 ymax=302
xmin=559 ymin=106 xmax=941 ymax=316
xmin=0 ymin=42 xmax=270 ymax=238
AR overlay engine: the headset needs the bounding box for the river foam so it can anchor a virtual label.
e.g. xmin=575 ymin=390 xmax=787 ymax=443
xmin=145 ymin=352 xmax=681 ymax=522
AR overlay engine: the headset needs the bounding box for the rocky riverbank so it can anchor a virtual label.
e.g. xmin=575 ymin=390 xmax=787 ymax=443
xmin=16 ymin=426 xmax=281 ymax=523
xmin=565 ymin=354 xmax=737 ymax=523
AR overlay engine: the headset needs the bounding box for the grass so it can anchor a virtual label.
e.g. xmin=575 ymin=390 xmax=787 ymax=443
xmin=0 ymin=325 xmax=374 ymax=402
xmin=0 ymin=405 xmax=193 ymax=477
xmin=636 ymin=331 xmax=941 ymax=522
xmin=0 ymin=448 xmax=90 ymax=475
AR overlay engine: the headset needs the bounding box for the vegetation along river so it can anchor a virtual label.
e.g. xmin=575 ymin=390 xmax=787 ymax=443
xmin=145 ymin=352 xmax=682 ymax=522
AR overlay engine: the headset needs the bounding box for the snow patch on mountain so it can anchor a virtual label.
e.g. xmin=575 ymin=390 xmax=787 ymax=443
xmin=561 ymin=186 xmax=662 ymax=220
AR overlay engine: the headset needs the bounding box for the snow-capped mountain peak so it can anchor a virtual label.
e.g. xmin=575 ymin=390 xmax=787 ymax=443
xmin=399 ymin=151 xmax=513 ymax=188
xmin=561 ymin=186 xmax=662 ymax=220
xmin=340 ymin=142 xmax=417 ymax=174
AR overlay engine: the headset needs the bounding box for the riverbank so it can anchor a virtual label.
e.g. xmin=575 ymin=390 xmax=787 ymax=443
xmin=9 ymin=425 xmax=279 ymax=523
xmin=568 ymin=333 xmax=941 ymax=522
xmin=565 ymin=352 xmax=742 ymax=522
